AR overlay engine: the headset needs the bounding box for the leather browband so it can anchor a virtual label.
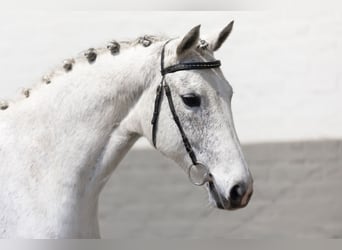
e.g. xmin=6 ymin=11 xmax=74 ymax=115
xmin=161 ymin=60 xmax=221 ymax=76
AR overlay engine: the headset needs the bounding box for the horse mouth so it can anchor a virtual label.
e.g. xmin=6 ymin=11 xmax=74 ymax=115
xmin=208 ymin=181 xmax=230 ymax=210
xmin=208 ymin=181 xmax=252 ymax=210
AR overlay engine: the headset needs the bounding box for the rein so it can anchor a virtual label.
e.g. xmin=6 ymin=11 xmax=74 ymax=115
xmin=151 ymin=39 xmax=221 ymax=186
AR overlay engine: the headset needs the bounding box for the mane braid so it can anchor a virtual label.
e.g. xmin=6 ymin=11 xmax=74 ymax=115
xmin=0 ymin=34 xmax=168 ymax=111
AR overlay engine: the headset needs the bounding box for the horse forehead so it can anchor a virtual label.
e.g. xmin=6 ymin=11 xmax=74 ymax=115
xmin=173 ymin=73 xmax=231 ymax=103
xmin=198 ymin=71 xmax=232 ymax=95
xmin=166 ymin=48 xmax=229 ymax=92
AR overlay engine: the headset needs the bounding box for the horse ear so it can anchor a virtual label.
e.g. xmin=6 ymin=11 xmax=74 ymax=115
xmin=209 ymin=21 xmax=234 ymax=52
xmin=176 ymin=25 xmax=201 ymax=56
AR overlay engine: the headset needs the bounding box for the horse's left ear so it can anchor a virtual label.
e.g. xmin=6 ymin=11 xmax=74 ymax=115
xmin=208 ymin=21 xmax=234 ymax=52
xmin=177 ymin=25 xmax=201 ymax=56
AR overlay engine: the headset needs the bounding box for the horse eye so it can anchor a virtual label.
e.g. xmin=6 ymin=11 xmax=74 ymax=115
xmin=181 ymin=94 xmax=201 ymax=107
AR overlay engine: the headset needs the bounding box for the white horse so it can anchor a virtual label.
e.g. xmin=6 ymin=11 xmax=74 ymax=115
xmin=0 ymin=22 xmax=253 ymax=238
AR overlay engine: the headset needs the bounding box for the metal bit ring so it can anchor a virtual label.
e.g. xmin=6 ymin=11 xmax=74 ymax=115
xmin=187 ymin=162 xmax=212 ymax=186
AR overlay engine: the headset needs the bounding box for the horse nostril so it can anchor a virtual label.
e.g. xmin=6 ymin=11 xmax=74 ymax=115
xmin=229 ymin=183 xmax=246 ymax=203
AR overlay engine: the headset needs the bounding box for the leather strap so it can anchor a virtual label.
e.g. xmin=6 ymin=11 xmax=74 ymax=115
xmin=164 ymin=82 xmax=197 ymax=165
xmin=151 ymin=80 xmax=164 ymax=147
xmin=151 ymin=39 xmax=221 ymax=166
xmin=162 ymin=60 xmax=221 ymax=76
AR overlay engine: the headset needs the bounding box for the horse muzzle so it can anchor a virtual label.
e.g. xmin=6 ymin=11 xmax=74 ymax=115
xmin=187 ymin=162 xmax=253 ymax=210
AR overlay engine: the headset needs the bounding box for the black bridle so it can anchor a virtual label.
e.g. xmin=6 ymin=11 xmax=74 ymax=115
xmin=151 ymin=39 xmax=221 ymax=186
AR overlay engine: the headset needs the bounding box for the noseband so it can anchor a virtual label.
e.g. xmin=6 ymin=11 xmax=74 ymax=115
xmin=151 ymin=39 xmax=221 ymax=186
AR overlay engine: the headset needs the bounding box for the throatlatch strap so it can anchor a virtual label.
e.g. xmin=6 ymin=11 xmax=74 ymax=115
xmin=151 ymin=78 xmax=164 ymax=147
xmin=151 ymin=39 xmax=172 ymax=147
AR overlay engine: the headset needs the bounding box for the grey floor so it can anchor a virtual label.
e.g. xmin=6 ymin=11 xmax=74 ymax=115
xmin=99 ymin=140 xmax=342 ymax=239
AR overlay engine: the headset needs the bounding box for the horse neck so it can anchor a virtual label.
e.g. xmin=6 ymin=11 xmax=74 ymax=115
xmin=1 ymin=43 xmax=161 ymax=237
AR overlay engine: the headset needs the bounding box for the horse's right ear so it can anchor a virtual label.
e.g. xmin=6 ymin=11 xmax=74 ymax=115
xmin=176 ymin=25 xmax=201 ymax=56
xmin=208 ymin=21 xmax=234 ymax=52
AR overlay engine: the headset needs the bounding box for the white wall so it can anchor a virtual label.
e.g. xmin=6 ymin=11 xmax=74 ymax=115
xmin=0 ymin=11 xmax=340 ymax=148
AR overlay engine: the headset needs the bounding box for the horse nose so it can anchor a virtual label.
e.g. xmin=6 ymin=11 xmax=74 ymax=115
xmin=229 ymin=182 xmax=253 ymax=208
